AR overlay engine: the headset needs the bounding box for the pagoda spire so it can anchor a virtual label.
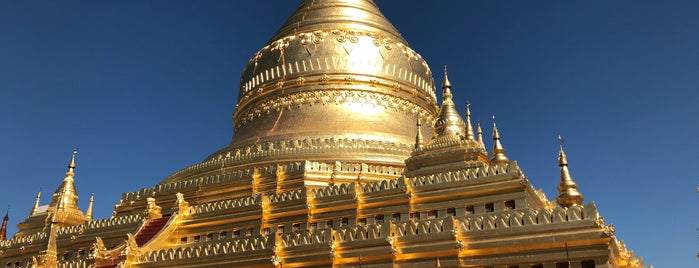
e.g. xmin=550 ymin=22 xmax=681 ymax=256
xmin=0 ymin=212 xmax=8 ymax=240
xmin=433 ymin=66 xmax=466 ymax=139
xmin=464 ymin=102 xmax=475 ymax=140
xmin=490 ymin=117 xmax=510 ymax=165
xmin=556 ymin=136 xmax=584 ymax=207
xmin=442 ymin=65 xmax=452 ymax=92
xmin=30 ymin=190 xmax=41 ymax=216
xmin=66 ymin=149 xmax=77 ymax=176
xmin=477 ymin=121 xmax=485 ymax=149
xmin=268 ymin=0 xmax=407 ymax=45
xmin=55 ymin=149 xmax=78 ymax=210
xmin=414 ymin=119 xmax=424 ymax=150
xmin=48 ymin=149 xmax=85 ymax=226
xmin=85 ymin=194 xmax=94 ymax=221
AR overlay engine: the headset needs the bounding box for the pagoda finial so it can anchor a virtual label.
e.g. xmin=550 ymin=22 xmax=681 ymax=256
xmin=464 ymin=102 xmax=475 ymax=140
xmin=433 ymin=65 xmax=466 ymax=139
xmin=30 ymin=190 xmax=41 ymax=216
xmin=85 ymin=193 xmax=94 ymax=221
xmin=477 ymin=120 xmax=485 ymax=149
xmin=414 ymin=119 xmax=424 ymax=150
xmin=490 ymin=116 xmax=510 ymax=165
xmin=0 ymin=211 xmax=7 ymax=240
xmin=556 ymin=136 xmax=584 ymax=207
xmin=442 ymin=65 xmax=452 ymax=93
xmin=66 ymin=149 xmax=77 ymax=176
xmin=47 ymin=149 xmax=84 ymax=225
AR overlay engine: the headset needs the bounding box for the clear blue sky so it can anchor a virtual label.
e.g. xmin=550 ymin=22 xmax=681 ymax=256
xmin=1 ymin=1 xmax=697 ymax=266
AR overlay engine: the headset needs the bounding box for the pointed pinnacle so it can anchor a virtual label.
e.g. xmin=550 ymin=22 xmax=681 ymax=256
xmin=464 ymin=102 xmax=475 ymax=140
xmin=442 ymin=65 xmax=452 ymax=90
xmin=556 ymin=139 xmax=583 ymax=207
xmin=66 ymin=149 xmax=77 ymax=176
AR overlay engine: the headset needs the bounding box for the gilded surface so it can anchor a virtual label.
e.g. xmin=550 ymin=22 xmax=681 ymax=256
xmin=223 ymin=0 xmax=438 ymax=175
xmin=0 ymin=1 xmax=643 ymax=267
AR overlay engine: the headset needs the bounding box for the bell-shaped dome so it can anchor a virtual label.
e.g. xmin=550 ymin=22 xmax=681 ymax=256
xmin=202 ymin=0 xmax=439 ymax=165
xmin=161 ymin=0 xmax=441 ymax=185
xmin=231 ymin=0 xmax=437 ymax=145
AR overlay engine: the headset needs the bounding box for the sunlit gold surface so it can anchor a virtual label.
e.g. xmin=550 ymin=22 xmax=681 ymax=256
xmin=0 ymin=1 xmax=643 ymax=267
xmin=175 ymin=0 xmax=440 ymax=185
xmin=490 ymin=122 xmax=510 ymax=165
xmin=557 ymin=141 xmax=584 ymax=207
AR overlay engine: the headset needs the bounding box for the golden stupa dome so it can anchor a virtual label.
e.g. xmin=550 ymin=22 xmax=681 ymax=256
xmin=162 ymin=0 xmax=439 ymax=184
xmin=231 ymin=0 xmax=437 ymax=144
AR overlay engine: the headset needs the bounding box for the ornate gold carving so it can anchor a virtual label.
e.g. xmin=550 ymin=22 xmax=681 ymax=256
xmin=344 ymin=76 xmax=354 ymax=84
xmin=331 ymin=30 xmax=360 ymax=43
xmin=594 ymin=216 xmax=606 ymax=228
xmin=390 ymin=245 xmax=398 ymax=256
xmin=319 ymin=74 xmax=329 ymax=84
xmin=603 ymin=224 xmax=616 ymax=238
xmin=251 ymin=50 xmax=263 ymax=72
xmin=369 ymin=33 xmax=393 ymax=50
xmin=137 ymin=236 xmax=273 ymax=263
xmin=90 ymin=237 xmax=110 ymax=260
xmin=175 ymin=192 xmax=191 ymax=216
xmin=456 ymin=240 xmax=465 ymax=250
xmin=299 ymin=31 xmax=324 ymax=45
xmin=145 ymin=197 xmax=162 ymax=220
xmin=270 ymin=254 xmax=282 ymax=266
xmin=119 ymin=232 xmax=141 ymax=264
xmin=386 ymin=235 xmax=394 ymax=246
xmin=236 ymin=28 xmax=437 ymax=137
xmin=1 ymin=2 xmax=644 ymax=267
xmin=401 ymin=43 xmax=419 ymax=61
xmin=235 ymin=89 xmax=435 ymax=130
xmin=270 ymin=38 xmax=290 ymax=63
xmin=407 ymin=163 xmax=521 ymax=188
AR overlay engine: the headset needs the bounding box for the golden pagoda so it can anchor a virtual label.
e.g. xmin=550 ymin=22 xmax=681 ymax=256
xmin=0 ymin=1 xmax=643 ymax=267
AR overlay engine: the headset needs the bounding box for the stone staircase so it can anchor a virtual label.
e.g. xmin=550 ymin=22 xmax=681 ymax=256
xmin=135 ymin=216 xmax=171 ymax=247
xmin=93 ymin=216 xmax=171 ymax=268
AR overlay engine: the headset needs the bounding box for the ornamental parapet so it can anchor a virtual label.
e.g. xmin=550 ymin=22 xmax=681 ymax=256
xmin=158 ymin=169 xmax=256 ymax=194
xmin=310 ymin=183 xmax=354 ymax=199
xmin=333 ymin=224 xmax=389 ymax=243
xmin=120 ymin=169 xmax=256 ymax=204
xmin=611 ymin=238 xmax=643 ymax=267
xmin=303 ymin=161 xmax=404 ymax=182
xmin=407 ymin=161 xmax=521 ymax=188
xmin=455 ymin=202 xmax=600 ymax=232
xmin=56 ymin=214 xmax=144 ymax=236
xmin=393 ymin=218 xmax=453 ymax=237
xmin=268 ymin=189 xmax=306 ymax=204
xmin=136 ymin=235 xmax=274 ymax=263
xmin=418 ymin=134 xmax=482 ymax=151
xmin=57 ymin=259 xmax=89 ymax=268
xmin=278 ymin=229 xmax=330 ymax=247
xmin=0 ymin=232 xmax=47 ymax=249
xmin=192 ymin=196 xmax=260 ymax=215
xmin=162 ymin=138 xmax=412 ymax=183
xmin=121 ymin=188 xmax=157 ymax=204
xmin=359 ymin=178 xmax=405 ymax=195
